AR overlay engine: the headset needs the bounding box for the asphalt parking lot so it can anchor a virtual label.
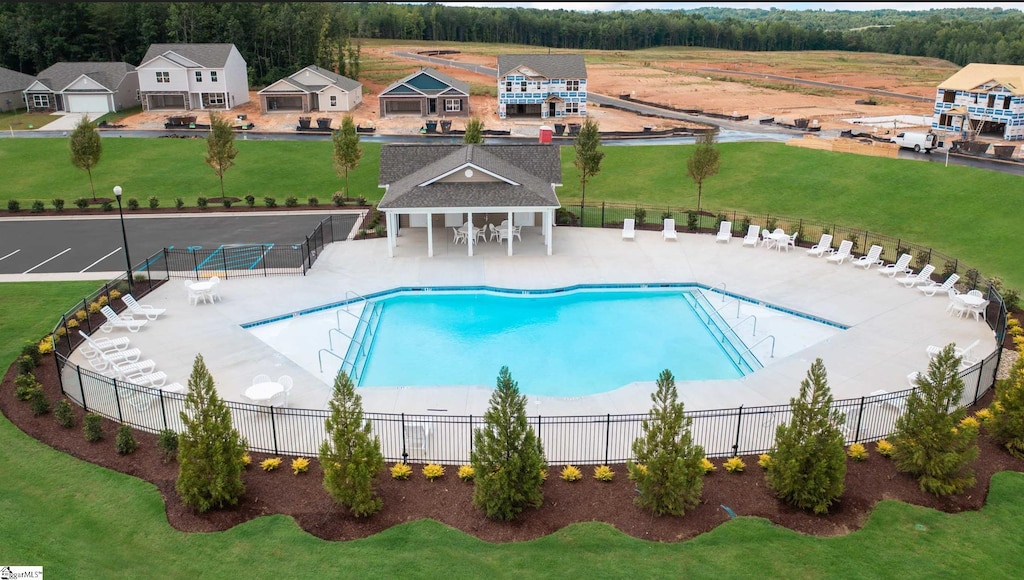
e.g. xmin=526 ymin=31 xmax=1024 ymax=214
xmin=0 ymin=211 xmax=360 ymax=280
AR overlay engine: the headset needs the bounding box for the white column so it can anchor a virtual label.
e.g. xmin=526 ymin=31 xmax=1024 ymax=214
xmin=386 ymin=211 xmax=396 ymax=258
xmin=426 ymin=212 xmax=433 ymax=257
xmin=467 ymin=211 xmax=474 ymax=257
xmin=506 ymin=211 xmax=514 ymax=256
xmin=544 ymin=209 xmax=553 ymax=256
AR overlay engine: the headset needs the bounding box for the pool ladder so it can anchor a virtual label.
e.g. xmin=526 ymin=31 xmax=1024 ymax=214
xmin=685 ymin=292 xmax=770 ymax=371
xmin=318 ymin=291 xmax=382 ymax=381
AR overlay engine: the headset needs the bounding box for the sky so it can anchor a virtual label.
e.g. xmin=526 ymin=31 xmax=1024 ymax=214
xmin=432 ymin=2 xmax=1016 ymax=12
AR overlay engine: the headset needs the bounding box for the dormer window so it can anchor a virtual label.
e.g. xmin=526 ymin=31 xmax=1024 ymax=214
xmin=195 ymin=71 xmax=202 ymax=83
xmin=156 ymin=71 xmax=169 ymax=83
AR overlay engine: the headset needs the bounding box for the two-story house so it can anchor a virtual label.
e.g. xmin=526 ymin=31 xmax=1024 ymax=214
xmin=932 ymin=63 xmax=1024 ymax=142
xmin=496 ymin=54 xmax=587 ymax=120
xmin=136 ymin=43 xmax=249 ymax=111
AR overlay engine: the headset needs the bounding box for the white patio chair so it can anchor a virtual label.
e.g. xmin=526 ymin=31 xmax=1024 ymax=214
xmin=741 ymin=224 xmax=760 ymax=247
xmin=785 ymin=232 xmax=798 ymax=252
xmin=99 ymin=305 xmax=147 ymax=333
xmin=622 ymin=218 xmax=636 ymax=240
xmin=662 ymin=218 xmax=678 ymax=241
xmin=895 ymin=264 xmax=935 ymax=288
xmin=475 ymin=225 xmax=488 ymax=244
xmin=266 ymin=390 xmax=288 ymax=408
xmin=487 ymin=223 xmax=500 ymax=242
xmin=451 ymin=227 xmax=466 ymax=244
xmin=278 ymin=375 xmax=293 ymax=405
xmin=760 ymin=229 xmax=776 ymax=250
xmin=805 ymin=233 xmax=833 ymax=257
xmin=122 ymin=293 xmax=166 ymax=320
xmin=406 ymin=423 xmax=431 ymax=457
xmin=252 ymin=374 xmax=271 ymax=386
xmin=207 ymin=277 xmax=222 ymax=302
xmin=78 ymin=330 xmax=130 ymax=358
xmin=920 ymin=273 xmax=960 ymax=297
xmin=878 ymin=253 xmax=913 ymax=277
xmin=851 ymin=245 xmax=884 ymax=269
xmin=715 ymin=221 xmax=732 ymax=243
xmin=825 ymin=240 xmax=854 ymax=265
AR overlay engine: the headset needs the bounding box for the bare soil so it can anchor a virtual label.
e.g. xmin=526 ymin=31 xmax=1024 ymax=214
xmin=4 ymin=353 xmax=1024 ymax=543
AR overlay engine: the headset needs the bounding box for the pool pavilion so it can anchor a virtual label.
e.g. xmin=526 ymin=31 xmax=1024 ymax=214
xmin=376 ymin=143 xmax=563 ymax=257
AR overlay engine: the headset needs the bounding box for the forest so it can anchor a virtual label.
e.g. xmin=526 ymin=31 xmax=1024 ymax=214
xmin=0 ymin=2 xmax=1021 ymax=87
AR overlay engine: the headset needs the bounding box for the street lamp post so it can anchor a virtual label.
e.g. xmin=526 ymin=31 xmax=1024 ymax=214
xmin=113 ymin=186 xmax=132 ymax=290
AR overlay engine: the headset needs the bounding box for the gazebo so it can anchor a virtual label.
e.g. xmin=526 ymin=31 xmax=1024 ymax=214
xmin=377 ymin=143 xmax=563 ymax=257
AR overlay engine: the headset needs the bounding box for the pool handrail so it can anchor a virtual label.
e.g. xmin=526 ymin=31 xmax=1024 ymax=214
xmin=739 ymin=335 xmax=776 ymax=359
xmin=728 ymin=314 xmax=758 ymax=337
xmin=317 ymin=348 xmax=345 ymax=373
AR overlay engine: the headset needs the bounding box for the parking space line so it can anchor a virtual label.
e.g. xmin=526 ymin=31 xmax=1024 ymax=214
xmin=0 ymin=249 xmax=21 ymax=262
xmin=80 ymin=247 xmax=122 ymax=273
xmin=23 ymin=248 xmax=72 ymax=274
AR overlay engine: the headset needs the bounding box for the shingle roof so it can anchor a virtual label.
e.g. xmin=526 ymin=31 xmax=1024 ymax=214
xmin=497 ymin=54 xmax=587 ymax=80
xmin=30 ymin=62 xmax=135 ymax=93
xmin=303 ymin=65 xmax=362 ymax=92
xmin=378 ymin=144 xmax=562 ymax=210
xmin=381 ymin=67 xmax=470 ymax=97
xmin=0 ymin=66 xmax=36 ymax=93
xmin=938 ymin=63 xmax=1024 ymax=96
xmin=140 ymin=44 xmax=238 ymax=69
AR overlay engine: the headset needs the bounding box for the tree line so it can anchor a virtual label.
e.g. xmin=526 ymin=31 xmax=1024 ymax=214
xmin=1 ymin=2 xmax=1022 ymax=85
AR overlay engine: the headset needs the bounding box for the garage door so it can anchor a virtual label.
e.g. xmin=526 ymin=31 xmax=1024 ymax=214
xmin=66 ymin=94 xmax=111 ymax=113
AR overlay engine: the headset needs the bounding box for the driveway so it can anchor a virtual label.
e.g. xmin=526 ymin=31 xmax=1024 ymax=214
xmin=39 ymin=112 xmax=97 ymax=131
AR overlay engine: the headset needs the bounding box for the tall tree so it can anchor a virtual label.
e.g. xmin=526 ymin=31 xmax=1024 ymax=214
xmin=69 ymin=115 xmax=102 ymax=200
xmin=573 ymin=118 xmax=603 ymax=211
xmin=319 ymin=369 xmax=384 ymax=517
xmin=205 ymin=112 xmax=237 ymax=199
xmin=471 ymin=366 xmax=547 ymax=521
xmin=766 ymin=358 xmax=847 ymax=514
xmin=630 ymin=369 xmax=705 ymax=516
xmin=175 ymin=354 xmax=247 ymax=513
xmin=686 ymin=131 xmax=721 ymax=215
xmin=332 ymin=115 xmax=362 ymax=197
xmin=892 ymin=344 xmax=980 ymax=496
xmin=991 ymin=343 xmax=1024 ymax=458
xmin=463 ymin=116 xmax=484 ymax=144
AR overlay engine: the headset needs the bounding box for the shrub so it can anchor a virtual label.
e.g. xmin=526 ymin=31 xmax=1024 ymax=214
xmin=285 ymin=196 xmax=298 ymax=208
xmin=242 ymin=453 xmax=251 ymax=468
xmin=264 ymin=196 xmax=277 ymax=208
xmin=38 ymin=338 xmax=52 ymax=356
xmin=766 ymin=217 xmax=778 ymax=231
xmin=51 ymin=198 xmax=65 ymax=211
xmin=30 ymin=389 xmax=50 ymax=416
xmin=31 ymin=200 xmax=45 ymax=213
xmin=101 ymin=201 xmax=113 ymax=212
xmin=54 ymin=399 xmax=75 ymax=428
xmin=157 ymin=429 xmax=179 ymax=463
xmin=148 ymin=196 xmax=159 ymax=209
xmin=174 ymin=197 xmax=185 ymax=210
xmin=723 ymin=457 xmax=746 ymax=473
xmin=66 ymin=318 xmax=79 ymax=329
xmin=75 ymin=197 xmax=90 ymax=209
xmin=245 ymin=194 xmax=255 ymax=208
xmin=261 ymin=457 xmax=282 ymax=471
xmin=21 ymin=341 xmax=42 ymax=365
xmin=540 ymin=468 xmax=549 ymax=481
xmin=990 ymin=347 xmax=1024 ymax=460
xmin=1003 ymin=289 xmax=1020 ymax=313
xmin=686 ymin=212 xmax=698 ymax=231
xmin=876 ymin=439 xmax=895 ymax=458
xmin=75 ymin=309 xmax=88 ymax=321
xmin=196 ymin=196 xmax=208 ymax=209
xmin=332 ymin=192 xmax=346 ymax=206
xmin=15 ymin=374 xmax=39 ymax=401
xmin=8 ymin=199 xmax=20 ymax=212
xmin=97 ymin=295 xmax=108 ymax=307
xmin=422 ymin=463 xmax=445 ymax=481
xmin=844 ymin=232 xmax=859 ymax=253
xmin=222 ymin=197 xmax=233 ymax=208
xmin=700 ymin=457 xmax=717 ymax=474
xmin=560 ymin=465 xmax=583 ymax=482
xmin=307 ymin=196 xmax=319 ymax=207
xmin=593 ymin=465 xmax=615 ymax=482
xmin=457 ymin=465 xmax=475 ymax=482
xmin=116 ymin=424 xmax=137 ymax=455
xmin=660 ymin=211 xmax=673 ymax=222
xmin=16 ymin=355 xmax=35 ymax=374
xmin=108 ymin=289 xmax=121 ymax=300
xmin=847 ymin=443 xmax=868 ymax=461
xmin=291 ymin=457 xmax=310 ymax=475
xmin=627 ymin=463 xmax=647 ymax=481
xmin=974 ymin=408 xmax=993 ymax=424
xmin=127 ymin=198 xmax=139 ymax=210
xmin=959 ymin=416 xmax=980 ymax=430
xmin=83 ymin=412 xmax=104 ymax=442
xmin=390 ymin=462 xmax=412 ymax=480
xmin=356 ymin=195 xmax=367 ymax=206
xmin=758 ymin=453 xmax=772 ymax=469
xmin=319 ymin=369 xmax=384 ymax=517
xmin=633 ymin=207 xmax=647 ymax=226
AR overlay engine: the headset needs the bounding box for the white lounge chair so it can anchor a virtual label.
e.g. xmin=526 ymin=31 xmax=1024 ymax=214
xmin=122 ymin=294 xmax=166 ymax=320
xmin=278 ymin=375 xmax=293 ymax=405
xmin=920 ymin=273 xmax=960 ymax=297
xmin=662 ymin=218 xmax=677 ymax=241
xmin=825 ymin=240 xmax=854 ymax=264
xmin=79 ymin=331 xmax=141 ymax=362
xmin=805 ymin=233 xmax=833 ymax=257
xmin=926 ymin=339 xmax=981 ymax=367
xmin=878 ymin=254 xmax=913 ymax=277
xmin=896 ymin=264 xmax=935 ymax=288
xmin=77 ymin=330 xmax=130 ymax=358
xmin=99 ymin=305 xmax=147 ymax=333
xmin=622 ymin=218 xmax=636 ymax=240
xmin=406 ymin=423 xmax=431 ymax=457
xmin=98 ymin=354 xmax=158 ymax=378
xmin=741 ymin=224 xmax=760 ymax=247
xmin=252 ymin=374 xmax=271 ymax=386
xmin=716 ymin=221 xmax=732 ymax=243
xmin=851 ymin=245 xmax=884 ymax=269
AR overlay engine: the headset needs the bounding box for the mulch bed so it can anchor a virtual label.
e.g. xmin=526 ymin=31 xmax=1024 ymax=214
xmin=3 ymin=354 xmax=1024 ymax=544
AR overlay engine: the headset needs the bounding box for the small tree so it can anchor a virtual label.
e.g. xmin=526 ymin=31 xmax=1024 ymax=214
xmin=69 ymin=115 xmax=102 ymax=200
xmin=892 ymin=344 xmax=980 ymax=496
xmin=573 ymin=118 xmax=604 ymax=211
xmin=766 ymin=358 xmax=847 ymax=514
xmin=991 ymin=345 xmax=1024 ymax=458
xmin=205 ymin=112 xmax=238 ymax=199
xmin=686 ymin=131 xmax=721 ymax=215
xmin=630 ymin=369 xmax=705 ymax=516
xmin=175 ymin=354 xmax=247 ymax=512
xmin=463 ymin=117 xmax=485 ymax=144
xmin=319 ymin=369 xmax=385 ymax=517
xmin=471 ymin=366 xmax=547 ymax=521
xmin=332 ymin=115 xmax=362 ymax=197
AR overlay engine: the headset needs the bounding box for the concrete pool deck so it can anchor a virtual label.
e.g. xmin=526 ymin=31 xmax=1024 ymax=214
xmin=67 ymin=225 xmax=998 ymax=417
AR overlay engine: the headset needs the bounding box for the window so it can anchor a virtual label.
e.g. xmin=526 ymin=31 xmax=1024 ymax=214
xmin=32 ymin=94 xmax=49 ymax=108
xmin=207 ymin=94 xmax=225 ymax=106
xmin=210 ymin=71 xmax=218 ymax=82
xmin=445 ymin=98 xmax=461 ymax=112
xmin=1005 ymin=96 xmax=1012 ymax=110
xmin=566 ymin=80 xmax=580 ymax=92
xmin=565 ymin=102 xmax=578 ymax=114
xmin=330 ymin=95 xmax=337 ymax=107
xmin=987 ymin=94 xmax=995 ymax=108
xmin=505 ymin=81 xmax=512 ymax=92
xmin=156 ymin=71 xmax=169 ymax=83
xmin=942 ymin=90 xmax=955 ymax=103
xmin=520 ymin=81 xmax=527 ymax=92
xmin=135 ymin=89 xmax=140 ymax=102
xmin=195 ymin=71 xmax=202 ymax=83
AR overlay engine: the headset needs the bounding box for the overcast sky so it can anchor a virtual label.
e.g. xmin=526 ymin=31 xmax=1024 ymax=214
xmin=432 ymin=2 xmax=1016 ymax=11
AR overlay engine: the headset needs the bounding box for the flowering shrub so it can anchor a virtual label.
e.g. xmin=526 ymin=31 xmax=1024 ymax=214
xmin=847 ymin=443 xmax=869 ymax=461
xmin=540 ymin=468 xmax=549 ymax=481
xmin=457 ymin=465 xmax=475 ymax=482
xmin=109 ymin=289 xmax=121 ymax=300
xmin=66 ymin=318 xmax=79 ymax=328
xmin=291 ymin=457 xmax=310 ymax=475
xmin=75 ymin=309 xmax=88 ymax=321
xmin=38 ymin=337 xmax=54 ymax=354
xmin=97 ymin=296 xmax=108 ymax=307
xmin=723 ymin=457 xmax=745 ymax=473
xmin=876 ymin=439 xmax=895 ymax=458
xmin=260 ymin=457 xmax=282 ymax=471
xmin=87 ymin=302 xmax=101 ymax=314
xmin=959 ymin=416 xmax=981 ymax=431
xmin=975 ymin=408 xmax=993 ymax=424
xmin=700 ymin=457 xmax=717 ymax=474
xmin=422 ymin=463 xmax=445 ymax=481
xmin=758 ymin=454 xmax=773 ymax=469
xmin=390 ymin=462 xmax=412 ymax=480
xmin=593 ymin=465 xmax=615 ymax=482
xmin=627 ymin=462 xmax=647 ymax=481
xmin=242 ymin=453 xmax=251 ymax=468
xmin=560 ymin=465 xmax=583 ymax=482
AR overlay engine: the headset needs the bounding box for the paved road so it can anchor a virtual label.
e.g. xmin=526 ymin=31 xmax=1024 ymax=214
xmin=0 ymin=212 xmax=359 ymax=280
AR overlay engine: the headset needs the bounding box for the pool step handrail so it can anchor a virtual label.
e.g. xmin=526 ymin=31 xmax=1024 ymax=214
xmin=728 ymin=314 xmax=757 ymax=337
xmin=684 ymin=291 xmax=761 ymax=372
xmin=738 ymin=335 xmax=776 ymax=359
xmin=318 ymin=348 xmax=345 ymax=373
xmin=715 ymin=297 xmax=742 ymax=319
xmin=329 ymin=328 xmax=363 ymax=355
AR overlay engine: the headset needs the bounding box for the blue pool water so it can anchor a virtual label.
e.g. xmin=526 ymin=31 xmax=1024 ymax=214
xmin=356 ymin=289 xmax=751 ymax=396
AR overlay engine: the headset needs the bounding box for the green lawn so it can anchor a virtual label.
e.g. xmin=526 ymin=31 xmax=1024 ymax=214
xmin=0 ymin=109 xmax=59 ymax=130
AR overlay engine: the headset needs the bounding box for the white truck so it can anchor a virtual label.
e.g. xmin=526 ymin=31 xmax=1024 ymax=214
xmin=890 ymin=131 xmax=940 ymax=153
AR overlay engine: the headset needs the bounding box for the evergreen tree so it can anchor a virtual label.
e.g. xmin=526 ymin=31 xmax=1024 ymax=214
xmin=332 ymin=115 xmax=362 ymax=197
xmin=766 ymin=358 xmax=847 ymax=514
xmin=686 ymin=131 xmax=721 ymax=215
xmin=471 ymin=366 xmax=547 ymax=521
xmin=69 ymin=115 xmax=102 ymax=200
xmin=205 ymin=112 xmax=238 ymax=199
xmin=991 ymin=345 xmax=1024 ymax=458
xmin=319 ymin=369 xmax=384 ymax=517
xmin=175 ymin=354 xmax=247 ymax=512
xmin=463 ymin=117 xmax=484 ymax=144
xmin=630 ymin=369 xmax=705 ymax=516
xmin=573 ymin=118 xmax=603 ymax=211
xmin=892 ymin=344 xmax=980 ymax=496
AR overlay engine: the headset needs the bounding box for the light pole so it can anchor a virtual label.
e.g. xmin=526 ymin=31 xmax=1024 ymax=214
xmin=113 ymin=186 xmax=132 ymax=290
